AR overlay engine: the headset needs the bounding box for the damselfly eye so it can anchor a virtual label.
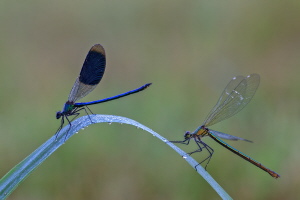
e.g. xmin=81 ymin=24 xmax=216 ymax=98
xmin=56 ymin=111 xmax=62 ymax=119
xmin=184 ymin=131 xmax=191 ymax=139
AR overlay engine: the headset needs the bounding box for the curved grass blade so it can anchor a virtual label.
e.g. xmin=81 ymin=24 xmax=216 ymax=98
xmin=0 ymin=115 xmax=232 ymax=200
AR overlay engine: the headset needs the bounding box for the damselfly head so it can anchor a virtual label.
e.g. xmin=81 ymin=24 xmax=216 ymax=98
xmin=184 ymin=131 xmax=191 ymax=139
xmin=56 ymin=111 xmax=62 ymax=119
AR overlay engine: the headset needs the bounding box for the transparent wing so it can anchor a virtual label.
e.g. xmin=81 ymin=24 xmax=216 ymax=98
xmin=208 ymin=129 xmax=252 ymax=142
xmin=68 ymin=78 xmax=97 ymax=102
xmin=203 ymin=74 xmax=260 ymax=127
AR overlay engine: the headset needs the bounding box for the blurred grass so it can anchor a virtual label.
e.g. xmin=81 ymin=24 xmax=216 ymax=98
xmin=0 ymin=0 xmax=299 ymax=199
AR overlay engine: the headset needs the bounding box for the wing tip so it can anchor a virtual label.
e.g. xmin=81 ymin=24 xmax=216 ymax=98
xmin=90 ymin=44 xmax=105 ymax=56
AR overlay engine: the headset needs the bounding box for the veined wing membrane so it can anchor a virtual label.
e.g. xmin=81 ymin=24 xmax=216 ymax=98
xmin=209 ymin=129 xmax=252 ymax=142
xmin=203 ymin=74 xmax=260 ymax=127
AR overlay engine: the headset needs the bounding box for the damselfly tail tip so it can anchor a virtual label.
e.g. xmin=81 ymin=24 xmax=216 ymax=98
xmin=141 ymin=83 xmax=152 ymax=90
xmin=271 ymin=172 xmax=280 ymax=179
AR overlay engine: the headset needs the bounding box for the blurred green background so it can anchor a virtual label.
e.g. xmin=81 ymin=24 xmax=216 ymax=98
xmin=0 ymin=1 xmax=299 ymax=199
